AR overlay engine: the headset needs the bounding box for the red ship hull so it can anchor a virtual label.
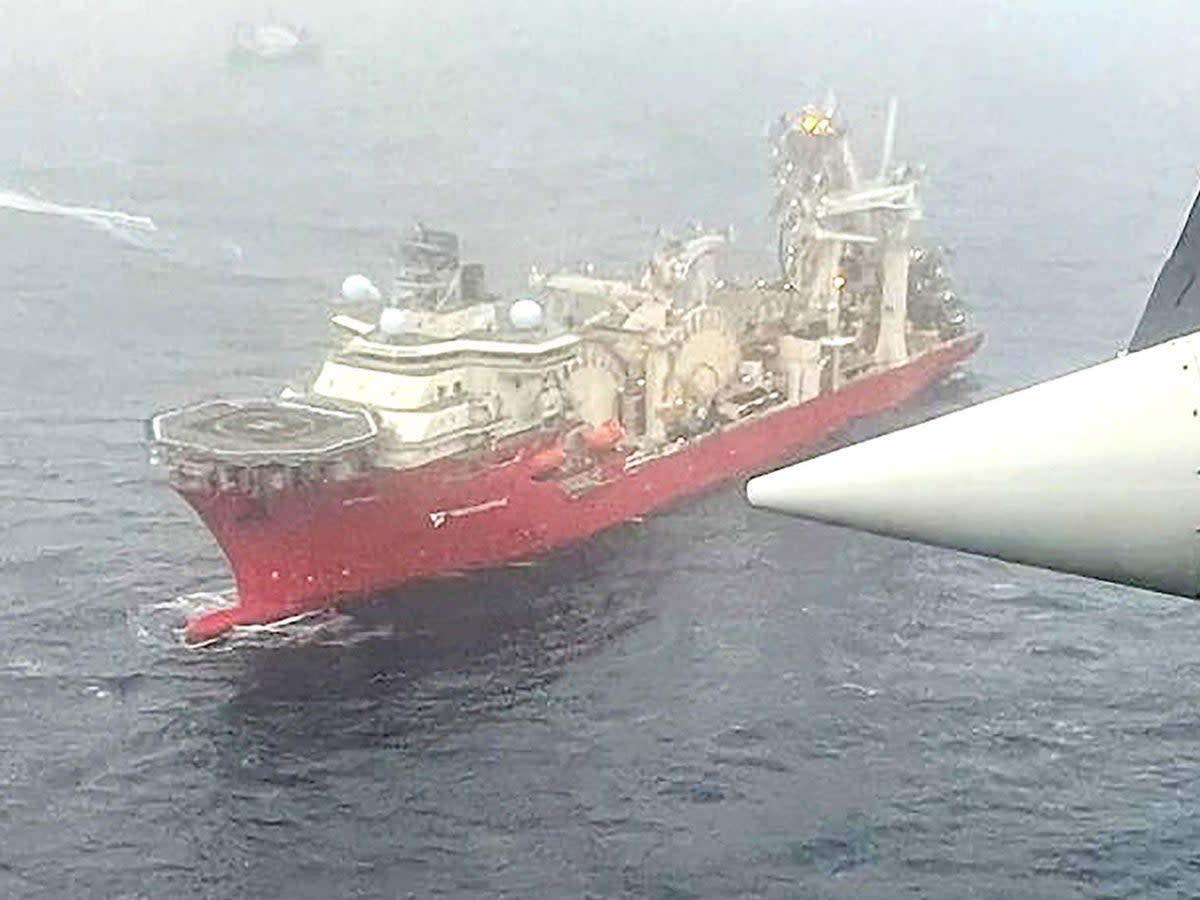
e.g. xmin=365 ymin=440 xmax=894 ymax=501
xmin=178 ymin=334 xmax=982 ymax=641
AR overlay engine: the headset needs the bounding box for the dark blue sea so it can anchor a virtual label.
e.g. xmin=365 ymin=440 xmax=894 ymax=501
xmin=3 ymin=1 xmax=1200 ymax=896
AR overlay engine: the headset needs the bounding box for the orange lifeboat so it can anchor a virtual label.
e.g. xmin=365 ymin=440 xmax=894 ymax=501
xmin=528 ymin=442 xmax=566 ymax=475
xmin=582 ymin=419 xmax=624 ymax=452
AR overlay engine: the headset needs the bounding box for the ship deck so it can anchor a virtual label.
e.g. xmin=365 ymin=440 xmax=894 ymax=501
xmin=151 ymin=399 xmax=377 ymax=463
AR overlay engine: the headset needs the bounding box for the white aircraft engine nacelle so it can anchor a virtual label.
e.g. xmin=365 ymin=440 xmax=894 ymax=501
xmin=747 ymin=333 xmax=1200 ymax=599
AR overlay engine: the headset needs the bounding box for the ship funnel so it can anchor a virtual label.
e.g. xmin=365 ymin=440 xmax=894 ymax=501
xmin=746 ymin=332 xmax=1200 ymax=599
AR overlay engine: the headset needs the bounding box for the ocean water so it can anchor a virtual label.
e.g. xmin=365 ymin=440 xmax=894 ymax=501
xmin=3 ymin=1 xmax=1200 ymax=896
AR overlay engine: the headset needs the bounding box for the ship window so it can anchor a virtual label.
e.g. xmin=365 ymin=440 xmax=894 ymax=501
xmin=437 ymin=385 xmax=447 ymax=400
xmin=453 ymin=380 xmax=463 ymax=395
xmin=514 ymin=377 xmax=522 ymax=389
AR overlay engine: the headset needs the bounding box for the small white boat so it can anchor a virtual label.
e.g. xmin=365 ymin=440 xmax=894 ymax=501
xmin=230 ymin=23 xmax=319 ymax=65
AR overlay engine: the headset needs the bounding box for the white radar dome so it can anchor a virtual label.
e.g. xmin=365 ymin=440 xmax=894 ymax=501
xmin=508 ymin=298 xmax=544 ymax=330
xmin=341 ymin=274 xmax=381 ymax=304
xmin=378 ymin=306 xmax=409 ymax=336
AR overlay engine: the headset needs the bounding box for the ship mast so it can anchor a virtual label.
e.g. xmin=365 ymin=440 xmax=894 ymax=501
xmin=771 ymin=99 xmax=920 ymax=367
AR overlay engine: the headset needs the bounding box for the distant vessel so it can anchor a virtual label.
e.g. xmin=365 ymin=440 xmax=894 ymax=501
xmin=150 ymin=101 xmax=982 ymax=643
xmin=229 ymin=23 xmax=319 ymax=66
